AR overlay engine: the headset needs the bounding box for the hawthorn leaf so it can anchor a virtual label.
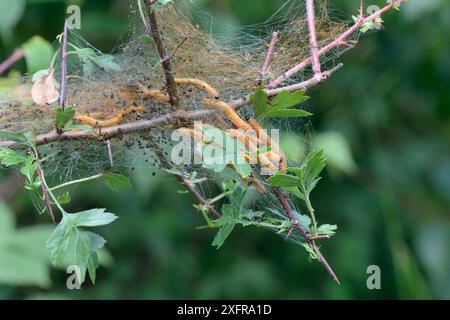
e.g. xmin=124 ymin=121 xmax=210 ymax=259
xmin=250 ymin=87 xmax=269 ymax=116
xmin=46 ymin=216 xmax=75 ymax=265
xmin=72 ymin=208 xmax=118 ymax=228
xmin=317 ymin=224 xmax=338 ymax=235
xmin=55 ymin=107 xmax=75 ymax=131
xmin=267 ymin=173 xmax=301 ymax=187
xmin=0 ymin=148 xmax=26 ymax=166
xmin=0 ymin=130 xmax=33 ymax=147
xmin=212 ymin=223 xmax=235 ymax=249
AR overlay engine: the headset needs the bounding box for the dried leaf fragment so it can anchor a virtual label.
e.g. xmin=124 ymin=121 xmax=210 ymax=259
xmin=31 ymin=69 xmax=59 ymax=106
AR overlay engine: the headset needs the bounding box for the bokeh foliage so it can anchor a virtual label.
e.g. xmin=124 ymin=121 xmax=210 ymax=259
xmin=0 ymin=0 xmax=448 ymax=299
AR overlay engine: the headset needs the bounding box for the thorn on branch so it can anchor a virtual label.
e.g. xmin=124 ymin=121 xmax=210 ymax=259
xmin=272 ymin=187 xmax=340 ymax=284
xmin=176 ymin=175 xmax=221 ymax=219
xmin=163 ymin=36 xmax=188 ymax=63
xmin=309 ymin=234 xmax=335 ymax=241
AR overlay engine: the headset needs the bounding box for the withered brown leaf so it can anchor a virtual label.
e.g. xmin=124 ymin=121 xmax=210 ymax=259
xmin=31 ymin=69 xmax=60 ymax=106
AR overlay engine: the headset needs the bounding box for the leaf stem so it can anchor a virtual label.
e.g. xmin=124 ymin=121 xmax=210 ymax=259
xmin=38 ymin=167 xmax=67 ymax=215
xmin=304 ymin=190 xmax=318 ymax=235
xmin=50 ymin=173 xmax=105 ymax=191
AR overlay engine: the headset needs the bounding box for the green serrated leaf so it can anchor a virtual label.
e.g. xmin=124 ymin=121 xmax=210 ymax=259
xmin=267 ymin=173 xmax=301 ymax=187
xmin=0 ymin=147 xmax=26 ymax=166
xmin=284 ymin=186 xmax=305 ymax=200
xmin=301 ymin=149 xmax=326 ymax=194
xmin=212 ymin=223 xmax=235 ymax=249
xmin=87 ymin=250 xmax=99 ymax=284
xmin=65 ymin=124 xmax=94 ymax=133
xmin=317 ymin=224 xmax=338 ymax=235
xmin=74 ymin=230 xmax=106 ymax=285
xmin=0 ymin=130 xmax=33 ymax=147
xmin=46 ymin=216 xmax=75 ymax=265
xmin=55 ymin=107 xmax=75 ymax=131
xmin=251 ymin=89 xmax=311 ymax=119
xmin=72 ymin=208 xmax=118 ymax=228
xmin=20 ymin=156 xmax=38 ymax=184
xmin=272 ymin=90 xmax=309 ymax=109
xmin=103 ymin=173 xmax=131 ymax=192
xmin=250 ymin=87 xmax=269 ymax=116
xmin=264 ymin=108 xmax=312 ymax=118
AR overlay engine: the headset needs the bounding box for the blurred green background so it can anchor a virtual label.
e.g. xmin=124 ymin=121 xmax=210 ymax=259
xmin=0 ymin=0 xmax=449 ymax=299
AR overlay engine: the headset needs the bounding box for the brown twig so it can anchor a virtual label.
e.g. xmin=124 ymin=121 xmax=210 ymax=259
xmin=268 ymin=0 xmax=407 ymax=88
xmin=0 ymin=49 xmax=24 ymax=75
xmin=145 ymin=1 xmax=220 ymax=218
xmin=145 ymin=0 xmax=180 ymax=108
xmin=176 ymin=175 xmax=221 ymax=219
xmin=0 ymin=67 xmax=342 ymax=149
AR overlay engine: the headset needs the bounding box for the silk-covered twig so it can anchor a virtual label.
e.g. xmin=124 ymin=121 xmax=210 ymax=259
xmin=268 ymin=0 xmax=407 ymax=88
xmin=0 ymin=68 xmax=342 ymax=149
xmin=145 ymin=0 xmax=180 ymax=108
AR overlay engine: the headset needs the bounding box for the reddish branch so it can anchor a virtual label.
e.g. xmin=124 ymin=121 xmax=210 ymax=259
xmin=259 ymin=32 xmax=278 ymax=82
xmin=273 ymin=188 xmax=340 ymax=284
xmin=305 ymin=0 xmax=321 ymax=76
xmin=268 ymin=0 xmax=407 ymax=88
xmin=0 ymin=49 xmax=24 ymax=75
xmin=59 ymin=20 xmax=69 ymax=111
